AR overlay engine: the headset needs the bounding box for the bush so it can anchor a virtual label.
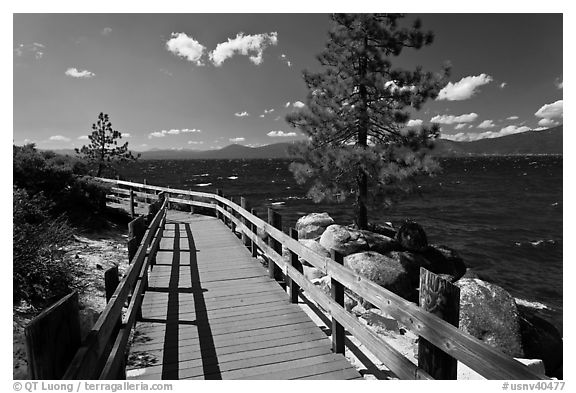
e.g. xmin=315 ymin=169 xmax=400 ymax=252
xmin=13 ymin=187 xmax=76 ymax=306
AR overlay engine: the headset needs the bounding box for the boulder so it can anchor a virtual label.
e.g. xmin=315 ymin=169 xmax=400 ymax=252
xmin=367 ymin=222 xmax=397 ymax=238
xmin=455 ymin=278 xmax=524 ymax=358
xmin=395 ymin=221 xmax=428 ymax=252
xmin=313 ymin=276 xmax=358 ymax=311
xmin=344 ymin=251 xmax=416 ymax=302
xmin=319 ymin=225 xmax=369 ymax=255
xmin=358 ymin=230 xmax=401 ymax=254
xmin=296 ymin=212 xmax=335 ymax=239
xmin=516 ymin=305 xmax=563 ymax=378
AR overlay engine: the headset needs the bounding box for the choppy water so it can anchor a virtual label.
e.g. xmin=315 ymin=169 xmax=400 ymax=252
xmin=118 ymin=156 xmax=563 ymax=333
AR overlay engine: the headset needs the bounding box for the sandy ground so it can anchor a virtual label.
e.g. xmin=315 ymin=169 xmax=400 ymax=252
xmin=13 ymin=222 xmax=129 ymax=379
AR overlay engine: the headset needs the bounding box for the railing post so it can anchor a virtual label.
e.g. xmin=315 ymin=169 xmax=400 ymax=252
xmin=189 ymin=189 xmax=194 ymax=214
xmin=216 ymin=189 xmax=223 ymax=222
xmin=143 ymin=179 xmax=148 ymax=204
xmin=229 ymin=196 xmax=237 ymax=233
xmin=240 ymin=197 xmax=250 ymax=248
xmin=330 ymin=250 xmax=345 ymax=354
xmin=289 ymin=228 xmax=302 ymax=303
xmin=267 ymin=208 xmax=283 ymax=282
xmin=251 ymin=208 xmax=259 ymax=258
xmin=129 ymin=189 xmax=135 ymax=218
xmin=104 ymin=266 xmax=119 ymax=303
xmin=418 ymin=267 xmax=460 ymax=379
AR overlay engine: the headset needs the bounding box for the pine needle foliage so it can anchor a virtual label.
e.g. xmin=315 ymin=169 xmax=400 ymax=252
xmin=76 ymin=112 xmax=139 ymax=177
xmin=286 ymin=14 xmax=450 ymax=229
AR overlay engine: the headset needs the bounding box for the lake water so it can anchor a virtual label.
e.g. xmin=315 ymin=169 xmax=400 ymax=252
xmin=118 ymin=156 xmax=563 ymax=333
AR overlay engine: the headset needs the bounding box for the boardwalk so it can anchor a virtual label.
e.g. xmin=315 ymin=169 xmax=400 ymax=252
xmin=126 ymin=212 xmax=361 ymax=380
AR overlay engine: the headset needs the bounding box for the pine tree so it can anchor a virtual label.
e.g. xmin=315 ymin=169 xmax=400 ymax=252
xmin=76 ymin=112 xmax=139 ymax=177
xmin=286 ymin=14 xmax=449 ymax=229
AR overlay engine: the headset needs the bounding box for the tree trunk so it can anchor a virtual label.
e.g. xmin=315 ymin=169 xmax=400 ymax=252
xmin=355 ymin=33 xmax=369 ymax=230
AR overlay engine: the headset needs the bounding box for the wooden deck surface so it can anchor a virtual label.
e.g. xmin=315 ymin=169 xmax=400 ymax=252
xmin=126 ymin=212 xmax=361 ymax=380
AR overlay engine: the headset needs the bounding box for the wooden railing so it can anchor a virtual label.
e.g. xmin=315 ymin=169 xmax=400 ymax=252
xmin=96 ymin=178 xmax=545 ymax=380
xmin=62 ymin=194 xmax=168 ymax=380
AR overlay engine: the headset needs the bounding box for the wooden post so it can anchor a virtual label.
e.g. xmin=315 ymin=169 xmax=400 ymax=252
xmin=251 ymin=208 xmax=259 ymax=258
xmin=240 ymin=197 xmax=250 ymax=248
xmin=267 ymin=208 xmax=282 ymax=282
xmin=189 ymin=189 xmax=194 ymax=214
xmin=289 ymin=228 xmax=303 ymax=304
xmin=129 ymin=189 xmax=135 ymax=218
xmin=104 ymin=266 xmax=119 ymax=303
xmin=128 ymin=216 xmax=146 ymax=262
xmin=143 ymin=179 xmax=148 ymax=204
xmin=229 ymin=196 xmax=236 ymax=233
xmin=216 ymin=189 xmax=223 ymax=222
xmin=330 ymin=250 xmax=345 ymax=354
xmin=25 ymin=292 xmax=81 ymax=379
xmin=418 ymin=267 xmax=460 ymax=380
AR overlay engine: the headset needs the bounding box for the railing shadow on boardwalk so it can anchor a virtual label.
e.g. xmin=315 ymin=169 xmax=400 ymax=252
xmin=141 ymin=222 xmax=222 ymax=379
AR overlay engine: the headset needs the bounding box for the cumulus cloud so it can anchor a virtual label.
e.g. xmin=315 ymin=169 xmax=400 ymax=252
xmin=166 ymin=32 xmax=206 ymax=65
xmin=406 ymin=119 xmax=423 ymax=127
xmin=50 ymin=135 xmax=71 ymax=142
xmin=148 ymin=128 xmax=201 ymax=138
xmin=292 ymin=101 xmax=305 ymax=109
xmin=267 ymin=130 xmax=297 ymax=137
xmin=478 ymin=120 xmax=495 ymax=129
xmin=235 ymin=111 xmax=249 ymax=117
xmin=437 ymin=74 xmax=493 ymax=101
xmin=264 ymin=108 xmax=274 ymax=114
xmin=454 ymin=124 xmax=467 ymax=130
xmin=500 ymin=82 xmax=507 ymax=89
xmin=507 ymin=116 xmax=519 ymax=120
xmin=284 ymin=102 xmax=291 ymax=108
xmin=431 ymin=113 xmax=478 ymax=124
xmin=188 ymin=140 xmax=204 ymax=145
xmin=101 ymin=27 xmax=112 ymax=36
xmin=534 ymin=100 xmax=563 ymax=121
xmin=77 ymin=135 xmax=89 ymax=140
xmin=537 ymin=118 xmax=559 ymax=127
xmin=229 ymin=137 xmax=246 ymax=142
xmin=65 ymin=68 xmax=95 ymax=78
xmin=555 ymin=78 xmax=563 ymax=89
xmin=210 ymin=32 xmax=278 ymax=66
xmin=123 ymin=133 xmax=131 ymax=137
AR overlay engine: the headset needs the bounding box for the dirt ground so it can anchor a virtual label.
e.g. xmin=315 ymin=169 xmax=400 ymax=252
xmin=13 ymin=220 xmax=130 ymax=379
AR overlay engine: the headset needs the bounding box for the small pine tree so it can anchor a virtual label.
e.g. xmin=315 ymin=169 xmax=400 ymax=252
xmin=287 ymin=14 xmax=450 ymax=229
xmin=76 ymin=112 xmax=139 ymax=177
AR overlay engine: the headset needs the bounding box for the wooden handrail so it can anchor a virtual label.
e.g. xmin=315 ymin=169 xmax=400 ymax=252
xmin=96 ymin=177 xmax=546 ymax=380
xmin=63 ymin=196 xmax=168 ymax=379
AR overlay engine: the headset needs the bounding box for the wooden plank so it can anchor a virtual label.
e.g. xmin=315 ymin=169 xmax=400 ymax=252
xmin=418 ymin=268 xmax=460 ymax=380
xmin=330 ymin=250 xmax=345 ymax=354
xmin=25 ymin=292 xmax=81 ymax=379
xmin=298 ymin=368 xmax=363 ymax=380
xmin=245 ymin=357 xmax=357 ymax=380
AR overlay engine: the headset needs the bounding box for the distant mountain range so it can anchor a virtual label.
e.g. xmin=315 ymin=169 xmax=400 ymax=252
xmin=47 ymin=125 xmax=562 ymax=160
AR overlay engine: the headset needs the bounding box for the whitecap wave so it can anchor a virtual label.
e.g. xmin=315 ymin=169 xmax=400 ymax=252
xmin=270 ymin=201 xmax=285 ymax=206
xmin=515 ymin=298 xmax=550 ymax=310
xmin=195 ymin=183 xmax=212 ymax=187
xmin=227 ymin=176 xmax=239 ymax=180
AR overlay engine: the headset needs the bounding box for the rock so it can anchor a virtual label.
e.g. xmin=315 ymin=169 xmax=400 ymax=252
xmin=455 ymin=278 xmax=524 ymax=358
xmin=303 ymin=265 xmax=326 ymax=281
xmin=367 ymin=222 xmax=397 ymax=238
xmin=420 ymin=244 xmax=467 ymax=282
xmin=358 ymin=230 xmax=401 ymax=254
xmin=313 ymin=276 xmax=358 ymax=311
xmin=319 ymin=225 xmax=369 ymax=256
xmin=516 ymin=305 xmax=563 ymax=378
xmin=344 ymin=251 xmax=416 ymax=302
xmin=299 ymin=239 xmax=331 ymax=262
xmin=458 ymin=358 xmax=546 ymax=380
xmin=296 ymin=212 xmax=335 ymax=239
xmin=395 ymin=221 xmax=428 ymax=252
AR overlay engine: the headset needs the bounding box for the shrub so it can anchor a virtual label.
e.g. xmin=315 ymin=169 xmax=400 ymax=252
xmin=13 ymin=187 xmax=76 ymax=306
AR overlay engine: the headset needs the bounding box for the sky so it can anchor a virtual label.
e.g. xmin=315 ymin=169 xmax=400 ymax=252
xmin=13 ymin=12 xmax=563 ymax=152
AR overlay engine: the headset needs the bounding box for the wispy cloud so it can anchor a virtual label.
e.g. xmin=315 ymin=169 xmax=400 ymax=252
xmin=280 ymin=53 xmax=292 ymax=67
xmin=499 ymin=82 xmax=507 ymax=89
xmin=148 ymin=128 xmax=201 ymax=138
xmin=454 ymin=124 xmax=467 ymax=130
xmin=443 ymin=124 xmax=531 ymax=142
xmin=555 ymin=78 xmax=563 ymax=89
xmin=14 ymin=42 xmax=45 ymax=60
xmin=65 ymin=67 xmax=95 ymax=78
xmin=267 ymin=130 xmax=297 ymax=137
xmin=292 ymin=101 xmax=305 ymax=109
xmin=234 ymin=111 xmax=250 ymax=117
xmin=101 ymin=27 xmax=112 ymax=36
xmin=77 ymin=135 xmax=89 ymax=140
xmin=50 ymin=135 xmax=71 ymax=142
xmin=229 ymin=137 xmax=246 ymax=142
xmin=431 ymin=113 xmax=478 ymax=124
xmin=437 ymin=74 xmax=493 ymax=101
xmin=210 ymin=32 xmax=278 ymax=66
xmin=507 ymin=116 xmax=519 ymax=120
xmin=166 ymin=32 xmax=206 ymax=66
xmin=188 ymin=141 xmax=204 ymax=145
